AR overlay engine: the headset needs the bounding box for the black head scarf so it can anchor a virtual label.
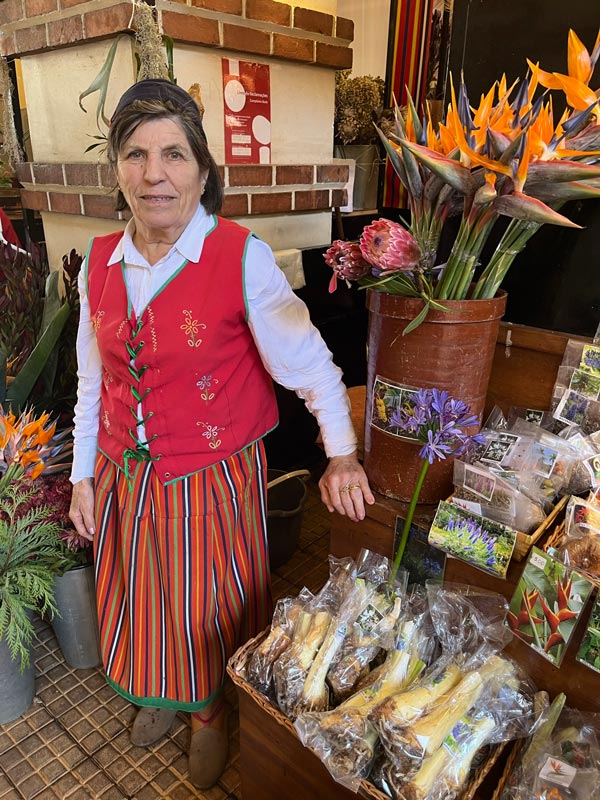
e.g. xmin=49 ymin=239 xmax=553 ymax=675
xmin=111 ymin=79 xmax=206 ymax=141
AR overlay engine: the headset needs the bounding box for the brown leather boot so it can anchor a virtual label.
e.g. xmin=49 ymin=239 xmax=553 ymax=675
xmin=130 ymin=707 xmax=177 ymax=747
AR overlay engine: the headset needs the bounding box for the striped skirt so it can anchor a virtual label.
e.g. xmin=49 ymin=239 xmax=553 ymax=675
xmin=93 ymin=441 xmax=272 ymax=711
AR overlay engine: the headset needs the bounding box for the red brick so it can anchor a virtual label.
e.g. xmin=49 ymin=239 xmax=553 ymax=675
xmin=331 ymin=188 xmax=347 ymax=207
xmin=294 ymin=189 xmax=329 ymax=210
xmin=221 ymin=193 xmax=249 ymax=217
xmin=335 ymin=16 xmax=354 ymax=42
xmin=1 ymin=33 xmax=16 ymax=57
xmin=20 ymin=188 xmax=49 ymax=211
xmin=222 ymin=23 xmax=270 ymax=56
xmin=99 ymin=163 xmax=115 ymax=188
xmin=293 ymin=7 xmax=333 ymax=36
xmin=15 ymin=24 xmax=47 ymax=54
xmin=64 ymin=163 xmax=99 ymax=186
xmin=60 ymin=0 xmax=91 ymax=7
xmin=246 ymin=0 xmax=290 ymax=26
xmin=190 ymin=0 xmax=242 ymax=12
xmin=275 ymin=165 xmax=313 ymax=185
xmin=82 ymin=193 xmax=119 ymax=219
xmin=84 ymin=3 xmax=133 ymax=39
xmin=1 ymin=0 xmax=24 ymax=24
xmin=315 ymin=42 xmax=352 ymax=69
xmin=49 ymin=191 xmax=81 ymax=214
xmin=228 ymin=165 xmax=272 ymax=187
xmin=33 ymin=163 xmax=64 ymax=184
xmin=217 ymin=165 xmax=225 ymax=185
xmin=47 ymin=15 xmax=84 ymax=47
xmin=317 ymin=164 xmax=349 ymax=183
xmin=24 ymin=0 xmax=57 ymax=16
xmin=161 ymin=11 xmax=220 ymax=46
xmin=15 ymin=163 xmax=33 ymax=184
xmin=272 ymin=33 xmax=313 ymax=63
xmin=251 ymin=192 xmax=291 ymax=214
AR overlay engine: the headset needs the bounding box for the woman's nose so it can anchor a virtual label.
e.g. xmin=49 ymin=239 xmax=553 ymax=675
xmin=143 ymin=152 xmax=165 ymax=181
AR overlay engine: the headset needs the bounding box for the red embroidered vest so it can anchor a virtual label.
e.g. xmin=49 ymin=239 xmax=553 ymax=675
xmin=86 ymin=217 xmax=278 ymax=484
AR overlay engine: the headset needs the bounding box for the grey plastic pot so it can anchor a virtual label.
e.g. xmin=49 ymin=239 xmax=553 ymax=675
xmin=51 ymin=563 xmax=102 ymax=669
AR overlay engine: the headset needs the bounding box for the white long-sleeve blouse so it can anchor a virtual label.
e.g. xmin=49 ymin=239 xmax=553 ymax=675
xmin=70 ymin=203 xmax=358 ymax=483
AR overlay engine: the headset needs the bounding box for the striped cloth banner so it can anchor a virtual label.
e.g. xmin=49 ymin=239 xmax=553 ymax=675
xmin=383 ymin=0 xmax=435 ymax=208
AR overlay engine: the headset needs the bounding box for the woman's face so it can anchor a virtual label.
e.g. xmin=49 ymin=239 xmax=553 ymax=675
xmin=116 ymin=116 xmax=207 ymax=245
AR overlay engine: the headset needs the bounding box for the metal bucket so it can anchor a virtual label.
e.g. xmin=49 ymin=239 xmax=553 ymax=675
xmin=51 ymin=563 xmax=102 ymax=669
xmin=266 ymin=469 xmax=310 ymax=570
xmin=0 ymin=636 xmax=35 ymax=723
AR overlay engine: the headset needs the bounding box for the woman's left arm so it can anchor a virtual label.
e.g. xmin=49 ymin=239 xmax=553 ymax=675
xmin=245 ymin=238 xmax=374 ymax=521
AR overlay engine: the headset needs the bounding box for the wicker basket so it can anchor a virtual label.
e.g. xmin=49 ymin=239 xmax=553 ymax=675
xmin=512 ymin=494 xmax=568 ymax=561
xmin=489 ymin=738 xmax=525 ymax=800
xmin=228 ymin=629 xmax=506 ymax=800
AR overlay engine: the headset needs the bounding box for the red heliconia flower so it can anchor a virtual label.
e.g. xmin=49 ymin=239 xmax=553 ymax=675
xmin=359 ymin=218 xmax=421 ymax=275
xmin=323 ymin=240 xmax=371 ymax=293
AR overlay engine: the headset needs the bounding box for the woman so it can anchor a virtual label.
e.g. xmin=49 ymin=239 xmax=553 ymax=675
xmin=69 ymin=79 xmax=373 ymax=789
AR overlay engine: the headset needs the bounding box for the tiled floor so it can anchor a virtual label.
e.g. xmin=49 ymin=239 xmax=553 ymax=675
xmin=0 ymin=479 xmax=333 ymax=800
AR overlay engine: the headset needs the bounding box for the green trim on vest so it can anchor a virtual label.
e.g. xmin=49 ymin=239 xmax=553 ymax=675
xmin=84 ymin=237 xmax=94 ymax=297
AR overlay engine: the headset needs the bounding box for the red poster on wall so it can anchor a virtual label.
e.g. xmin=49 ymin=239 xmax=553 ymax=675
xmin=222 ymin=58 xmax=271 ymax=164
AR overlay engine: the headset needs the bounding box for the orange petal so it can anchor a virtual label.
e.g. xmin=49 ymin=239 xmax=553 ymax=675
xmin=527 ymin=59 xmax=564 ymax=91
xmin=568 ymin=29 xmax=592 ymax=85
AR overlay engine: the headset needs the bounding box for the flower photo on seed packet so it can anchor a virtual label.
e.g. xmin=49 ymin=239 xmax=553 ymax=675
xmin=576 ymin=594 xmax=600 ymax=675
xmin=580 ymin=345 xmax=600 ymax=377
xmin=507 ymin=547 xmax=594 ymax=667
xmin=370 ymin=376 xmax=419 ymax=441
xmin=428 ymin=500 xmax=516 ymax=578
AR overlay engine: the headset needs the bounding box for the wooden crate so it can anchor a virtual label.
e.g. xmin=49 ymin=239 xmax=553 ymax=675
xmin=228 ymin=630 xmax=506 ymax=800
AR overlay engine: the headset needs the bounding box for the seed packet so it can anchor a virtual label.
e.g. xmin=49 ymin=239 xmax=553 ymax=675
xmin=428 ymin=500 xmax=517 ymax=578
xmin=576 ymin=594 xmax=600 ymax=675
xmin=392 ymin=517 xmax=445 ymax=585
xmin=507 ymin=406 xmax=555 ymax=429
xmin=369 ymin=375 xmax=420 ymax=441
xmin=506 ymin=547 xmax=594 ymax=667
xmin=453 ymin=460 xmax=546 ymax=534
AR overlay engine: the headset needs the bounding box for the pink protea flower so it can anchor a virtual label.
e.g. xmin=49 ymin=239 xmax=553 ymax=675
xmin=359 ymin=218 xmax=421 ymax=275
xmin=323 ymin=240 xmax=371 ymax=293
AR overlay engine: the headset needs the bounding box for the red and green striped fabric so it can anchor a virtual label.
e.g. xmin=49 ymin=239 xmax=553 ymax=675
xmin=93 ymin=441 xmax=271 ymax=710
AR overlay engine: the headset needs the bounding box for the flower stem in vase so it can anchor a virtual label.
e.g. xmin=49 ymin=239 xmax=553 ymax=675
xmin=389 ymin=458 xmax=430 ymax=586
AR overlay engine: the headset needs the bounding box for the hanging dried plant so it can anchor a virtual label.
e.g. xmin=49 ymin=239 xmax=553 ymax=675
xmin=0 ymin=57 xmax=23 ymax=169
xmin=134 ymin=2 xmax=169 ymax=81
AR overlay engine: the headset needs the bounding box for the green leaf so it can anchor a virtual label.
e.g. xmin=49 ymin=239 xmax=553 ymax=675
xmin=494 ymin=193 xmax=582 ymax=227
xmin=79 ymin=35 xmax=128 ymax=129
xmin=403 ymin=301 xmax=430 ymax=335
xmin=5 ymin=303 xmax=71 ymax=412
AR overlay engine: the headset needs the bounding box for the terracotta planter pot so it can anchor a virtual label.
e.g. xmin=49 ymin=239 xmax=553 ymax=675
xmin=363 ymin=289 xmax=507 ymax=502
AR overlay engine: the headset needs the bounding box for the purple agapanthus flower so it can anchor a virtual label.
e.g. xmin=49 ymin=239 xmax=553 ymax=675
xmin=389 ymin=387 xmax=482 ymax=464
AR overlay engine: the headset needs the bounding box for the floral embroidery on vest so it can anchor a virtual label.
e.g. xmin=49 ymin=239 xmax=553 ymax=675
xmin=116 ymin=319 xmax=127 ymax=340
xmin=181 ymin=310 xmax=206 ymax=348
xmin=91 ymin=310 xmax=105 ymax=333
xmin=102 ymin=368 xmax=114 ymax=389
xmin=197 ymin=421 xmax=224 ymax=450
xmin=102 ymin=410 xmax=111 ymax=434
xmin=196 ymin=375 xmax=219 ymax=403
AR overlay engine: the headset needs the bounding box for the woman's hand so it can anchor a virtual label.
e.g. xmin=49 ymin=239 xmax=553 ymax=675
xmin=319 ymin=453 xmax=375 ymax=522
xmin=69 ymin=478 xmax=96 ymax=542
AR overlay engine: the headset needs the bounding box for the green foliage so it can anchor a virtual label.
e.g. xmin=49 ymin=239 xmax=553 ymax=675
xmin=0 ymin=244 xmax=82 ymax=418
xmin=0 ymin=486 xmax=63 ymax=670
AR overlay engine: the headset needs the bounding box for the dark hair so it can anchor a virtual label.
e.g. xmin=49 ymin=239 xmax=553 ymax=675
xmin=107 ymin=98 xmax=223 ymax=214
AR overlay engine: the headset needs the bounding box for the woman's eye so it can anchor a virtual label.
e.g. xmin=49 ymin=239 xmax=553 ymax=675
xmin=126 ymin=151 xmax=143 ymax=160
xmin=167 ymin=151 xmax=183 ymax=160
